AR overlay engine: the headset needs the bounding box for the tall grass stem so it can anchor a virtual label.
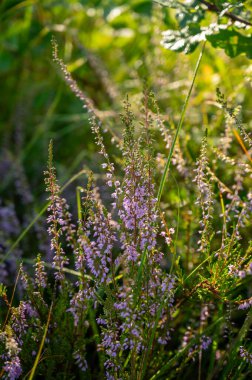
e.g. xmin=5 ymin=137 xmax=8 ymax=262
xmin=157 ymin=42 xmax=206 ymax=204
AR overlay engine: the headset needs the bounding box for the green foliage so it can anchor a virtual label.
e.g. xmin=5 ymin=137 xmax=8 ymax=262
xmin=207 ymin=27 xmax=252 ymax=58
xmin=158 ymin=0 xmax=252 ymax=58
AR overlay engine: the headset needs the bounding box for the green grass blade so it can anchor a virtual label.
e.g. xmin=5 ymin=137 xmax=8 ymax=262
xmin=28 ymin=302 xmax=53 ymax=380
xmin=157 ymin=42 xmax=206 ymax=205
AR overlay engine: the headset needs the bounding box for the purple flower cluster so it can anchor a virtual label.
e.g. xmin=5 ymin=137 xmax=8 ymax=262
xmin=96 ymin=269 xmax=176 ymax=379
xmin=2 ymin=356 xmax=22 ymax=380
xmin=98 ymin=325 xmax=122 ymax=378
xmin=193 ymin=137 xmax=213 ymax=252
xmin=44 ymin=153 xmax=76 ymax=280
xmin=200 ymin=335 xmax=212 ymax=350
xmin=81 ymin=115 xmax=177 ymax=379
xmin=0 ymin=332 xmax=22 ymax=380
xmin=181 ymin=326 xmax=194 ymax=348
xmin=77 ymin=202 xmax=116 ymax=284
xmin=68 ymin=288 xmax=90 ymax=327
xmin=238 ymin=297 xmax=252 ymax=310
xmin=73 ymin=350 xmax=88 ymax=372
xmin=34 ymin=254 xmax=47 ymax=289
xmin=228 ymin=262 xmax=252 ymax=279
xmin=118 ymin=165 xmax=158 ymax=264
xmin=10 ymin=301 xmax=38 ymax=346
xmin=240 ymin=346 xmax=252 ymax=364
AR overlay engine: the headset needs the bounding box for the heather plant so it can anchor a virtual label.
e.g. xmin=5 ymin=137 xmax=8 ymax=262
xmin=1 ymin=37 xmax=252 ymax=379
xmin=1 ymin=1 xmax=252 ymax=379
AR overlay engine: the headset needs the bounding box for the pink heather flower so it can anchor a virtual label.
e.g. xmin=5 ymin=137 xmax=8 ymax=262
xmin=200 ymin=335 xmax=212 ymax=350
xmin=118 ymin=165 xmax=158 ymax=262
xmin=193 ymin=137 xmax=213 ymax=252
xmin=0 ymin=333 xmax=22 ymax=380
xmin=77 ymin=197 xmax=116 ymax=285
xmin=157 ymin=331 xmax=171 ymax=345
xmin=68 ymin=288 xmax=89 ymax=326
xmin=3 ymin=356 xmax=22 ymax=380
xmin=34 ymin=254 xmax=47 ymax=289
xmin=238 ymin=298 xmax=252 ymax=310
xmin=239 ymin=346 xmax=252 ymax=364
xmin=165 ymin=236 xmax=172 ymax=245
xmin=44 ymin=159 xmax=73 ymax=281
xmin=181 ymin=327 xmax=194 ymax=348
xmin=238 ymin=270 xmax=246 ymax=278
xmin=73 ymin=350 xmax=88 ymax=372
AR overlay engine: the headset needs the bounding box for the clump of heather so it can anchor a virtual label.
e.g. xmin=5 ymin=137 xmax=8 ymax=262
xmin=0 ymin=90 xmax=178 ymax=379
xmin=0 ymin=45 xmax=251 ymax=380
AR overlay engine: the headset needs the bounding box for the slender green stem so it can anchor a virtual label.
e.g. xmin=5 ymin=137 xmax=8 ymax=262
xmin=157 ymin=42 xmax=206 ymax=205
xmin=76 ymin=186 xmax=83 ymax=220
xmin=183 ymin=256 xmax=210 ymax=284
xmin=28 ymin=302 xmax=53 ymax=380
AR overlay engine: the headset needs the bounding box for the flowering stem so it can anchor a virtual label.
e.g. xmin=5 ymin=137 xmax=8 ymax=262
xmin=157 ymin=42 xmax=206 ymax=205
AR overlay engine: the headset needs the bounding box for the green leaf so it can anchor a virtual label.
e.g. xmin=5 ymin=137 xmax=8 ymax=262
xmin=162 ymin=23 xmax=227 ymax=54
xmin=131 ymin=0 xmax=153 ymax=15
xmin=207 ymin=28 xmax=252 ymax=58
xmin=161 ymin=26 xmax=203 ymax=54
xmin=154 ymin=0 xmax=180 ymax=7
xmin=159 ymin=0 xmax=252 ymax=57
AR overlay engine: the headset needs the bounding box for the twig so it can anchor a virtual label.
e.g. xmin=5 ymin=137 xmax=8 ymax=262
xmin=199 ymin=0 xmax=252 ymax=27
